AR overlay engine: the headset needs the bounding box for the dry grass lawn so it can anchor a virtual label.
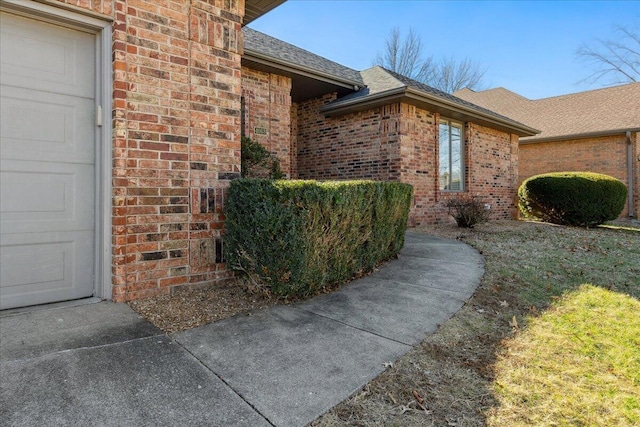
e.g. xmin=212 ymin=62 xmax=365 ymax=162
xmin=311 ymin=220 xmax=639 ymax=426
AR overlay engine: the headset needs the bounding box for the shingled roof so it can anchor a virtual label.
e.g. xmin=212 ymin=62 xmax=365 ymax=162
xmin=321 ymin=67 xmax=539 ymax=137
xmin=454 ymin=83 xmax=640 ymax=142
xmin=242 ymin=27 xmax=364 ymax=100
xmin=241 ymin=30 xmax=538 ymax=136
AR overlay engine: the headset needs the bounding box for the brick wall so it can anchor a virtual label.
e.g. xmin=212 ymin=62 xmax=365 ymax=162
xmin=296 ymin=95 xmax=401 ymax=181
xmin=466 ymin=123 xmax=520 ymax=220
xmin=241 ymin=67 xmax=293 ymax=176
xmin=290 ymin=102 xmax=298 ymax=177
xmin=57 ymin=0 xmax=113 ymax=15
xmin=54 ymin=0 xmax=245 ymax=301
xmin=520 ymin=133 xmax=639 ymax=217
xmin=396 ymin=104 xmax=438 ymax=225
xmin=296 ymin=97 xmax=518 ymax=224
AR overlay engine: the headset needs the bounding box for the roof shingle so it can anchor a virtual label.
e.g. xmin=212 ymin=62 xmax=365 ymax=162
xmin=243 ymin=27 xmax=363 ymax=85
xmin=326 ymin=67 xmax=537 ymax=134
xmin=454 ymin=83 xmax=640 ymax=141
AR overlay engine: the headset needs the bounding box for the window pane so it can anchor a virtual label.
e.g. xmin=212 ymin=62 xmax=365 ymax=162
xmin=439 ymin=120 xmax=464 ymax=191
xmin=450 ymin=124 xmax=462 ymax=191
xmin=439 ymin=122 xmax=450 ymax=191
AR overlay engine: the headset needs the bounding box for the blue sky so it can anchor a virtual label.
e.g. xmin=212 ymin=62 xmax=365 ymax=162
xmin=249 ymin=0 xmax=640 ymax=99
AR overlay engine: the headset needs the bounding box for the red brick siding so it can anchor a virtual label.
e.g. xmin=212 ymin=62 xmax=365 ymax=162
xmin=241 ymin=67 xmax=292 ymax=176
xmin=290 ymin=102 xmax=298 ymax=178
xmin=520 ymin=133 xmax=639 ymax=217
xmin=465 ymin=123 xmax=519 ymax=221
xmin=296 ymin=95 xmax=401 ymax=181
xmin=52 ymin=0 xmax=245 ymax=301
xmin=397 ymin=105 xmax=438 ymax=225
xmin=186 ymin=0 xmax=243 ymax=298
xmin=296 ymin=98 xmax=518 ymax=224
xmin=56 ymin=0 xmax=114 ymax=15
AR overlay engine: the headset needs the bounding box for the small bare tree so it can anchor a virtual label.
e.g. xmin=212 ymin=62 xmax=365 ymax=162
xmin=375 ymin=27 xmax=436 ymax=83
xmin=431 ymin=56 xmax=487 ymax=94
xmin=576 ymin=25 xmax=640 ymax=85
xmin=375 ymin=26 xmax=486 ymax=93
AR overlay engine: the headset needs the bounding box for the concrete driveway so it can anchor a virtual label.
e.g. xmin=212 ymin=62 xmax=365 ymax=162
xmin=0 ymin=231 xmax=483 ymax=427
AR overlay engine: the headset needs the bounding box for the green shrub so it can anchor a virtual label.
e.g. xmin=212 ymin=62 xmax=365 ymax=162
xmin=518 ymin=172 xmax=627 ymax=227
xmin=224 ymin=179 xmax=413 ymax=297
xmin=241 ymin=136 xmax=283 ymax=179
xmin=446 ymin=195 xmax=490 ymax=228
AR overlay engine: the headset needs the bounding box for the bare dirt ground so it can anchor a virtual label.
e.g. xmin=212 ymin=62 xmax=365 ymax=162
xmin=129 ymin=279 xmax=283 ymax=333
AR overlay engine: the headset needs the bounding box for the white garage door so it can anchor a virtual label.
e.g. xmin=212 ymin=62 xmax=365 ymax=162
xmin=1 ymin=12 xmax=96 ymax=310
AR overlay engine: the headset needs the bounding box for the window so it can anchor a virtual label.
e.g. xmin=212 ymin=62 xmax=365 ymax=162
xmin=439 ymin=119 xmax=464 ymax=191
xmin=240 ymin=96 xmax=246 ymax=137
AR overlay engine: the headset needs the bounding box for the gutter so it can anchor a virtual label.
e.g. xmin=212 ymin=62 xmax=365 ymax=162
xmin=520 ymin=128 xmax=640 ymax=144
xmin=319 ymin=87 xmax=407 ymax=114
xmin=320 ymin=87 xmax=539 ymax=137
xmin=627 ymin=131 xmax=635 ymax=218
xmin=403 ymin=87 xmax=539 ymax=137
xmin=243 ymin=49 xmax=364 ymax=91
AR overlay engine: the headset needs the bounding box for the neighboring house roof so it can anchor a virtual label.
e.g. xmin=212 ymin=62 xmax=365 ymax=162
xmin=454 ymin=83 xmax=640 ymax=142
xmin=242 ymin=28 xmax=364 ymax=102
xmin=321 ymin=67 xmax=539 ymax=137
xmin=244 ymin=0 xmax=287 ymax=25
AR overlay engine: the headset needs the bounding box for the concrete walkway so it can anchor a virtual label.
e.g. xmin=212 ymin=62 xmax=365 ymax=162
xmin=0 ymin=232 xmax=483 ymax=427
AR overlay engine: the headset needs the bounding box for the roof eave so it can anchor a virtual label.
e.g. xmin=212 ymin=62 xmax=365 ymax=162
xmin=242 ymin=49 xmax=363 ymax=91
xmin=404 ymin=88 xmax=539 ymax=137
xmin=319 ymin=88 xmax=407 ymax=115
xmin=244 ymin=0 xmax=287 ymax=25
xmin=520 ymin=128 xmax=640 ymax=144
xmin=321 ymin=87 xmax=540 ymax=137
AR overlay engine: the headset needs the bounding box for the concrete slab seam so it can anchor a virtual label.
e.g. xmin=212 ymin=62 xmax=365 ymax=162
xmin=367 ymin=272 xmax=484 ymax=298
xmin=348 ymin=274 xmax=472 ymax=302
xmin=396 ymin=252 xmax=483 ymax=266
xmin=0 ymin=297 xmax=103 ymax=319
xmin=378 ymin=279 xmax=478 ymax=296
xmin=3 ymin=334 xmax=168 ymax=363
xmin=171 ymin=336 xmax=276 ymax=427
xmin=291 ymin=307 xmax=416 ymax=347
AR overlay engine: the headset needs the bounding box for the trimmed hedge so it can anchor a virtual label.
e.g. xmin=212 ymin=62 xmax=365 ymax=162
xmin=224 ymin=179 xmax=413 ymax=297
xmin=518 ymin=172 xmax=627 ymax=227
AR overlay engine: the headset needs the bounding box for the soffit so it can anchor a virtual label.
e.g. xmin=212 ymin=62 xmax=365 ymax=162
xmin=242 ymin=57 xmax=358 ymax=103
xmin=244 ymin=0 xmax=286 ymax=25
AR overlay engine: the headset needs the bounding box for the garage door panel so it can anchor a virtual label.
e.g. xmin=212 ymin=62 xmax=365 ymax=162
xmin=0 ymin=232 xmax=94 ymax=310
xmin=0 ymin=11 xmax=97 ymax=310
xmin=1 ymin=86 xmax=94 ymax=163
xmin=0 ymin=12 xmax=95 ymax=98
xmin=2 ymin=242 xmax=69 ymax=289
xmin=0 ymin=161 xmax=94 ymax=234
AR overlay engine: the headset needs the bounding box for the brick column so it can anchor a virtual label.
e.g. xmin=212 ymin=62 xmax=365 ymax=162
xmin=187 ymin=0 xmax=244 ymax=287
xmin=106 ymin=0 xmax=244 ymax=301
xmin=241 ymin=67 xmax=292 ymax=177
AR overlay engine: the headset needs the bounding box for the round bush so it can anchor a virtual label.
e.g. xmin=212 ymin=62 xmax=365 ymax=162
xmin=518 ymin=172 xmax=627 ymax=227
